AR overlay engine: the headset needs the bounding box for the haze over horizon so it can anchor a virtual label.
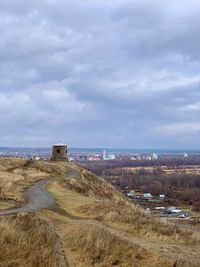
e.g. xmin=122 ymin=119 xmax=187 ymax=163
xmin=0 ymin=146 xmax=200 ymax=152
xmin=0 ymin=0 xmax=200 ymax=148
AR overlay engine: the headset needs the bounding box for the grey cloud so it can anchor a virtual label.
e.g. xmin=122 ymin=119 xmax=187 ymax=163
xmin=0 ymin=0 xmax=200 ymax=148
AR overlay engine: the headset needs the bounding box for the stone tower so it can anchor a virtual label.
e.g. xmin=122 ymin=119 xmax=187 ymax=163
xmin=51 ymin=143 xmax=68 ymax=161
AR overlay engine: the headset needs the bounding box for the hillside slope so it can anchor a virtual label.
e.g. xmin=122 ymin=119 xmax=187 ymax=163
xmin=0 ymin=158 xmax=199 ymax=267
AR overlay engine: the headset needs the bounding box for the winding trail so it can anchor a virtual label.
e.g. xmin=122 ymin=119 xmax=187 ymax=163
xmin=0 ymin=167 xmax=78 ymax=216
xmin=1 ymin=166 xmax=199 ymax=266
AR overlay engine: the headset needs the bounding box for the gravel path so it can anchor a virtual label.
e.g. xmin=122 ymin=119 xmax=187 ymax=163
xmin=0 ymin=179 xmax=54 ymax=216
xmin=0 ymin=167 xmax=78 ymax=216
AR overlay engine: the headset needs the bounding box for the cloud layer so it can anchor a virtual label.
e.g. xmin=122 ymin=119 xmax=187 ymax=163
xmin=0 ymin=0 xmax=200 ymax=148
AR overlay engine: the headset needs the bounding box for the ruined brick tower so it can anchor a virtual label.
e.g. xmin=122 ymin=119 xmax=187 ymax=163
xmin=51 ymin=143 xmax=68 ymax=161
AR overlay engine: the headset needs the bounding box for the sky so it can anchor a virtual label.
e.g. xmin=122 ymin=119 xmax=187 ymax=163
xmin=0 ymin=0 xmax=200 ymax=148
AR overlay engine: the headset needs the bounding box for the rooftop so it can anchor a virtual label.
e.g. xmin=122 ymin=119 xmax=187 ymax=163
xmin=53 ymin=143 xmax=67 ymax=147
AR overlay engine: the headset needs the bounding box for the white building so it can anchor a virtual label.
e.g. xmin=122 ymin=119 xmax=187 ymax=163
xmin=159 ymin=194 xmax=165 ymax=198
xmin=152 ymin=153 xmax=158 ymax=160
xmin=103 ymin=150 xmax=116 ymax=160
xmin=143 ymin=193 xmax=153 ymax=198
xmin=166 ymin=207 xmax=182 ymax=214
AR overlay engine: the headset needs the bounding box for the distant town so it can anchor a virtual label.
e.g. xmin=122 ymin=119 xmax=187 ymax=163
xmin=0 ymin=147 xmax=200 ymax=162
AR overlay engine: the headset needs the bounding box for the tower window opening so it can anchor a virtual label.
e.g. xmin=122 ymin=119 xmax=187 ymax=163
xmin=57 ymin=149 xmax=60 ymax=153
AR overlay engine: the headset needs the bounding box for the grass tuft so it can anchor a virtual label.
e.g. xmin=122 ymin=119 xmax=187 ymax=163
xmin=68 ymin=226 xmax=172 ymax=267
xmin=0 ymin=214 xmax=66 ymax=267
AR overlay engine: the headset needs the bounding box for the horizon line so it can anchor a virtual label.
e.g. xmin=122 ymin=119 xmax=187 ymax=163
xmin=0 ymin=146 xmax=200 ymax=151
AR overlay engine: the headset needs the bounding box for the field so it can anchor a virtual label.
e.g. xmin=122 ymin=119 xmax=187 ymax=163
xmin=84 ymin=162 xmax=200 ymax=213
xmin=0 ymin=158 xmax=200 ymax=266
xmin=119 ymin=165 xmax=200 ymax=174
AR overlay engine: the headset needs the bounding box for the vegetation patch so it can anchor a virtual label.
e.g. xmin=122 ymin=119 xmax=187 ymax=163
xmin=64 ymin=169 xmax=122 ymax=200
xmin=0 ymin=213 xmax=66 ymax=267
xmin=68 ymin=226 xmax=171 ymax=267
xmin=79 ymin=201 xmax=195 ymax=243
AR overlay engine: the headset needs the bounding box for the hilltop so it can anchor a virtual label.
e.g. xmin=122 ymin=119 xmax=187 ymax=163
xmin=0 ymin=158 xmax=199 ymax=267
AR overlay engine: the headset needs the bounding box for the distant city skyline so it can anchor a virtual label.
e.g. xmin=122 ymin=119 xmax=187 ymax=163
xmin=0 ymin=0 xmax=200 ymax=148
xmin=0 ymin=146 xmax=200 ymax=154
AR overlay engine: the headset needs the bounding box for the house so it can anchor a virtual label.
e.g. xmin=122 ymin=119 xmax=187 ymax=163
xmin=165 ymin=207 xmax=182 ymax=214
xmin=155 ymin=207 xmax=165 ymax=210
xmin=159 ymin=194 xmax=165 ymax=198
xmin=143 ymin=193 xmax=153 ymax=199
xmin=127 ymin=191 xmax=134 ymax=198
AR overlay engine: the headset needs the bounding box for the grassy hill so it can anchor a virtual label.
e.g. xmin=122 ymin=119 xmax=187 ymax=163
xmin=0 ymin=158 xmax=199 ymax=267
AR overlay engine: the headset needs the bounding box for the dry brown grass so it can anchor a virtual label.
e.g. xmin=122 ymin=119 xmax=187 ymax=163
xmin=78 ymin=200 xmax=196 ymax=243
xmin=0 ymin=159 xmax=199 ymax=266
xmin=0 ymin=213 xmax=67 ymax=267
xmin=0 ymin=158 xmax=71 ymax=180
xmin=68 ymin=226 xmax=173 ymax=267
xmin=60 ymin=168 xmax=198 ymax=244
xmin=121 ymin=165 xmax=200 ymax=174
xmin=0 ymin=158 xmax=72 ymax=202
xmin=0 ymin=158 xmax=29 ymax=171
xmin=49 ymin=167 xmax=197 ymax=244
xmin=25 ymin=160 xmax=72 ymax=178
xmin=63 ymin=169 xmax=122 ymax=200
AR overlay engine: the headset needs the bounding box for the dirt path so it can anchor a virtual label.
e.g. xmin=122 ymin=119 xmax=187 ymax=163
xmin=0 ymin=180 xmax=54 ymax=216
xmin=0 ymin=167 xmax=78 ymax=216
xmin=103 ymin=223 xmax=200 ymax=266
xmin=1 ymin=166 xmax=199 ymax=266
xmin=66 ymin=218 xmax=200 ymax=266
xmin=48 ymin=199 xmax=200 ymax=267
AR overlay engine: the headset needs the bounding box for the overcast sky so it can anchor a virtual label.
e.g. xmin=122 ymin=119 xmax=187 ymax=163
xmin=0 ymin=0 xmax=200 ymax=148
